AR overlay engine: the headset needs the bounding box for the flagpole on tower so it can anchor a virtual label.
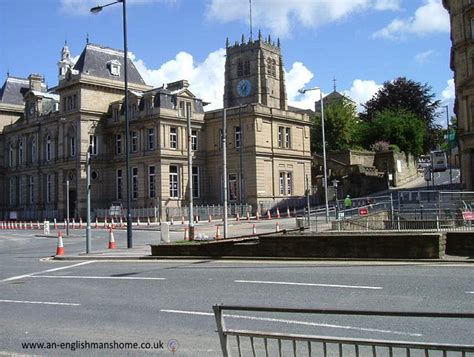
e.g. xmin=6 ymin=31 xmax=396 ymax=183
xmin=249 ymin=0 xmax=253 ymax=40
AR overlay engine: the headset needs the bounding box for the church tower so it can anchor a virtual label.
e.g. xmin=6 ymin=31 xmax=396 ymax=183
xmin=223 ymin=31 xmax=287 ymax=110
xmin=57 ymin=42 xmax=74 ymax=81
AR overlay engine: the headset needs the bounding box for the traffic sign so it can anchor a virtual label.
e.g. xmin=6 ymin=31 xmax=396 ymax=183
xmin=462 ymin=211 xmax=474 ymax=221
xmin=358 ymin=207 xmax=369 ymax=216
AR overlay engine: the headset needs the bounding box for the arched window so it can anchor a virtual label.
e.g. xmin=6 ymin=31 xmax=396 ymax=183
xmin=244 ymin=60 xmax=250 ymax=76
xmin=237 ymin=60 xmax=243 ymax=77
xmin=18 ymin=141 xmax=23 ymax=165
xmin=9 ymin=144 xmax=14 ymax=167
xmin=31 ymin=138 xmax=36 ymax=163
xmin=266 ymin=57 xmax=272 ymax=75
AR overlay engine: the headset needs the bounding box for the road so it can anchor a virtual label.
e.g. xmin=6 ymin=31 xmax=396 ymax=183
xmin=1 ymin=230 xmax=473 ymax=356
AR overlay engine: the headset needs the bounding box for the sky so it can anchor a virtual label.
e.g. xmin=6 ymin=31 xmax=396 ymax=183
xmin=0 ymin=0 xmax=454 ymax=126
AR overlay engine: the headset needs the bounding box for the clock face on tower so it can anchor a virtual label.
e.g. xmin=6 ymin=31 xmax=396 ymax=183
xmin=237 ymin=79 xmax=251 ymax=97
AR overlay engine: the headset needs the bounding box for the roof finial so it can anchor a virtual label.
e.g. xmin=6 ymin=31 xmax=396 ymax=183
xmin=241 ymin=33 xmax=245 ymax=44
xmin=333 ymin=77 xmax=337 ymax=92
xmin=258 ymin=29 xmax=262 ymax=40
xmin=7 ymin=70 xmax=10 ymax=77
xmin=86 ymin=33 xmax=89 ymax=44
xmin=249 ymin=0 xmax=253 ymax=41
xmin=226 ymin=37 xmax=229 ymax=48
xmin=277 ymin=38 xmax=280 ymax=47
xmin=267 ymin=34 xmax=271 ymax=43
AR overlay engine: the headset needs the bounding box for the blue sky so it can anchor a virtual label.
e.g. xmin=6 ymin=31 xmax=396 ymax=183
xmin=0 ymin=0 xmax=453 ymax=125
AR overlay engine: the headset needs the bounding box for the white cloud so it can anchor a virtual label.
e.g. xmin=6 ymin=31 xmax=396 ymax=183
xmin=415 ymin=50 xmax=435 ymax=64
xmin=207 ymin=0 xmax=399 ymax=38
xmin=344 ymin=79 xmax=382 ymax=111
xmin=373 ymin=0 xmax=449 ymax=40
xmin=441 ymin=78 xmax=455 ymax=103
xmin=131 ymin=49 xmax=226 ymax=110
xmin=60 ymin=0 xmax=174 ymax=15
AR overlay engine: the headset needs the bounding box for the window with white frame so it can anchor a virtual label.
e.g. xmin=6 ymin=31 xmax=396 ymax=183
xmin=191 ymin=130 xmax=197 ymax=151
xmin=116 ymin=134 xmax=122 ymax=155
xmin=46 ymin=135 xmax=52 ymax=161
xmin=46 ymin=174 xmax=52 ymax=203
xmin=285 ymin=127 xmax=291 ymax=148
xmin=18 ymin=141 xmax=23 ymax=165
xmin=148 ymin=165 xmax=156 ymax=198
xmin=170 ymin=127 xmax=178 ymax=149
xmin=278 ymin=127 xmax=283 ymax=148
xmin=192 ymin=166 xmax=200 ymax=198
xmin=9 ymin=177 xmax=15 ymax=205
xmin=186 ymin=102 xmax=192 ymax=118
xmin=29 ymin=176 xmax=34 ymax=204
xmin=108 ymin=60 xmax=121 ymax=76
xmin=178 ymin=101 xmax=185 ymax=117
xmin=131 ymin=131 xmax=138 ymax=152
xmin=286 ymin=172 xmax=292 ymax=195
xmin=278 ymin=126 xmax=291 ymax=148
xmin=70 ymin=136 xmax=76 ymax=157
xmin=132 ymin=167 xmax=138 ymax=200
xmin=228 ymin=173 xmax=238 ymax=201
xmin=89 ymin=135 xmax=98 ymax=155
xmin=148 ymin=128 xmax=155 ymax=150
xmin=279 ymin=172 xmax=285 ymax=195
xmin=116 ymin=169 xmax=123 ymax=200
xmin=169 ymin=165 xmax=179 ymax=198
xmin=235 ymin=126 xmax=241 ymax=148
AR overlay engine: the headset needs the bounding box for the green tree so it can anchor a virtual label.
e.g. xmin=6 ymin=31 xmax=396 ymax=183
xmin=361 ymin=77 xmax=441 ymax=151
xmin=311 ymin=100 xmax=359 ymax=152
xmin=361 ymin=109 xmax=426 ymax=156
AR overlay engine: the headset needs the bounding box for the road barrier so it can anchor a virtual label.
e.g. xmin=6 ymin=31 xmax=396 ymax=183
xmin=213 ymin=305 xmax=474 ymax=357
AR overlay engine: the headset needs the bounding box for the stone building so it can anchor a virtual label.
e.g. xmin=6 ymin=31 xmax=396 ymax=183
xmin=443 ymin=0 xmax=474 ymax=190
xmin=0 ymin=35 xmax=311 ymax=220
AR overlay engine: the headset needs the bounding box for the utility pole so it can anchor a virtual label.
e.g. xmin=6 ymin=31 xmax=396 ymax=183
xmin=66 ymin=180 xmax=70 ymax=237
xmin=187 ymin=105 xmax=194 ymax=240
xmin=222 ymin=108 xmax=228 ymax=239
xmin=86 ymin=152 xmax=91 ymax=253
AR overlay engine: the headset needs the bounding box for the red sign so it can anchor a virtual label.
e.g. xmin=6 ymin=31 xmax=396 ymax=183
xmin=462 ymin=211 xmax=474 ymax=221
xmin=358 ymin=207 xmax=369 ymax=216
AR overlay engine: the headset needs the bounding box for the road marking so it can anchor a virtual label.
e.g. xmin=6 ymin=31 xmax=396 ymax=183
xmin=467 ymin=291 xmax=474 ymax=294
xmin=1 ymin=261 xmax=96 ymax=282
xmin=160 ymin=309 xmax=421 ymax=337
xmin=30 ymin=275 xmax=166 ymax=280
xmin=235 ymin=280 xmax=382 ymax=290
xmin=0 ymin=299 xmax=80 ymax=306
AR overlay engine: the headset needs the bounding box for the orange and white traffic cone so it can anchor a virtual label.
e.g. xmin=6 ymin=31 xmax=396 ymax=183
xmin=95 ymin=218 xmax=99 ymax=229
xmin=246 ymin=211 xmax=250 ymax=221
xmin=236 ymin=213 xmax=240 ymax=221
xmin=79 ymin=217 xmax=84 ymax=229
xmin=56 ymin=231 xmax=65 ymax=256
xmin=252 ymin=224 xmax=257 ymax=236
xmin=72 ymin=218 xmax=76 ymax=229
xmin=54 ymin=218 xmax=58 ymax=230
xmin=215 ymin=226 xmax=221 ymax=239
xmin=184 ymin=227 xmax=189 ymax=241
xmin=29 ymin=221 xmax=33 ymax=230
xmin=275 ymin=222 xmax=280 ymax=232
xmin=111 ymin=218 xmax=115 ymax=229
xmin=267 ymin=210 xmax=272 ymax=220
xmin=63 ymin=219 xmax=67 ymax=229
xmin=276 ymin=208 xmax=280 ymax=219
xmin=256 ymin=212 xmax=260 ymax=221
xmin=104 ymin=217 xmax=108 ymax=229
xmin=108 ymin=227 xmax=116 ymax=249
xmin=287 ymin=207 xmax=291 ymax=218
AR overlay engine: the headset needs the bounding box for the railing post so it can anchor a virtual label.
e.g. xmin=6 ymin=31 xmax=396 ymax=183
xmin=397 ymin=215 xmax=400 ymax=231
xmin=213 ymin=305 xmax=230 ymax=357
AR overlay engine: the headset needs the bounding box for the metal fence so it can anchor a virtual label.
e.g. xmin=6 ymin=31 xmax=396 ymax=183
xmin=0 ymin=209 xmax=59 ymax=221
xmin=213 ymin=305 xmax=474 ymax=357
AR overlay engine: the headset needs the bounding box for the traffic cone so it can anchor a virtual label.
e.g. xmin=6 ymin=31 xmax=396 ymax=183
xmin=275 ymin=222 xmax=280 ymax=232
xmin=20 ymin=221 xmax=24 ymax=230
xmin=170 ymin=216 xmax=174 ymax=225
xmin=276 ymin=208 xmax=281 ymax=219
xmin=181 ymin=216 xmax=185 ymax=225
xmin=208 ymin=214 xmax=212 ymax=223
xmin=108 ymin=227 xmax=116 ymax=249
xmin=63 ymin=219 xmax=67 ymax=229
xmin=256 ymin=212 xmax=260 ymax=221
xmin=252 ymin=224 xmax=257 ymax=236
xmin=184 ymin=227 xmax=189 ymax=241
xmin=37 ymin=221 xmax=41 ymax=230
xmin=267 ymin=210 xmax=272 ymax=220
xmin=236 ymin=213 xmax=240 ymax=221
xmin=120 ymin=217 xmax=124 ymax=227
xmin=137 ymin=217 xmax=141 ymax=226
xmin=111 ymin=218 xmax=115 ymax=229
xmin=79 ymin=217 xmax=84 ymax=229
xmin=72 ymin=218 xmax=76 ymax=229
xmin=95 ymin=218 xmax=99 ymax=229
xmin=215 ymin=226 xmax=221 ymax=239
xmin=29 ymin=221 xmax=33 ymax=230
xmin=246 ymin=211 xmax=250 ymax=221
xmin=104 ymin=217 xmax=108 ymax=228
xmin=287 ymin=207 xmax=291 ymax=218
xmin=54 ymin=218 xmax=58 ymax=230
xmin=56 ymin=231 xmax=65 ymax=256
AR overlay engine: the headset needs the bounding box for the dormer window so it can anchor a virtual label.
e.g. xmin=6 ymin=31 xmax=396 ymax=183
xmin=107 ymin=60 xmax=121 ymax=76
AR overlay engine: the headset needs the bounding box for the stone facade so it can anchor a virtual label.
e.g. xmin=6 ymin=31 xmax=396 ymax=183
xmin=443 ymin=0 xmax=474 ymax=190
xmin=0 ymin=37 xmax=312 ymax=220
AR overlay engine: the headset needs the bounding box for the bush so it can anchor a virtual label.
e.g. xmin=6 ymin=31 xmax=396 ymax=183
xmin=388 ymin=144 xmax=400 ymax=153
xmin=371 ymin=140 xmax=390 ymax=152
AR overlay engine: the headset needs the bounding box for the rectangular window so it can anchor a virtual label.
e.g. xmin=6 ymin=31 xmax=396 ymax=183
xmin=192 ymin=166 xmax=200 ymax=198
xmin=70 ymin=137 xmax=76 ymax=157
xmin=116 ymin=134 xmax=122 ymax=155
xmin=29 ymin=176 xmax=34 ymax=204
xmin=18 ymin=141 xmax=23 ymax=165
xmin=89 ymin=135 xmax=98 ymax=155
xmin=9 ymin=178 xmax=15 ymax=205
xmin=179 ymin=101 xmax=185 ymax=117
xmin=31 ymin=140 xmax=36 ymax=163
xmin=286 ymin=172 xmax=292 ymax=195
xmin=18 ymin=176 xmax=23 ymax=205
xmin=148 ymin=128 xmax=155 ymax=150
xmin=169 ymin=165 xmax=179 ymax=198
xmin=228 ymin=173 xmax=238 ymax=201
xmin=279 ymin=172 xmax=285 ymax=195
xmin=116 ymin=169 xmax=122 ymax=200
xmin=219 ymin=128 xmax=223 ymax=149
xmin=186 ymin=102 xmax=192 ymax=118
xmin=148 ymin=166 xmax=156 ymax=198
xmin=191 ymin=130 xmax=198 ymax=151
xmin=46 ymin=174 xmax=52 ymax=203
xmin=72 ymin=94 xmax=77 ymax=109
xmin=46 ymin=137 xmax=52 ymax=161
xmin=131 ymin=131 xmax=138 ymax=152
xmin=235 ymin=126 xmax=241 ymax=148
xmin=9 ymin=145 xmax=13 ymax=167
xmin=278 ymin=126 xmax=284 ymax=148
xmin=170 ymin=127 xmax=178 ymax=149
xmin=285 ymin=127 xmax=291 ymax=148
xmin=132 ymin=167 xmax=138 ymax=200
xmin=113 ymin=108 xmax=119 ymax=123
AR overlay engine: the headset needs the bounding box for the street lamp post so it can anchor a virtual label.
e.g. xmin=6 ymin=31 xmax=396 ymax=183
xmin=222 ymin=108 xmax=228 ymax=239
xmin=298 ymin=86 xmax=329 ymax=223
xmin=91 ymin=0 xmax=133 ymax=248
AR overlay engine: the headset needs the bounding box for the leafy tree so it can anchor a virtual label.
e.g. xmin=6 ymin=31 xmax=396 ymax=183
xmin=360 ymin=77 xmax=441 ymax=151
xmin=311 ymin=100 xmax=359 ymax=152
xmin=361 ymin=109 xmax=426 ymax=156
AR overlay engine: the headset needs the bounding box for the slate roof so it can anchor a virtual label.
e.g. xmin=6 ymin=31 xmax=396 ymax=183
xmin=73 ymin=44 xmax=146 ymax=85
xmin=0 ymin=76 xmax=29 ymax=106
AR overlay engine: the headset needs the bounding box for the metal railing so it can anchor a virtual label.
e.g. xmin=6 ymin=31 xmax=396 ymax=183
xmin=213 ymin=305 xmax=474 ymax=357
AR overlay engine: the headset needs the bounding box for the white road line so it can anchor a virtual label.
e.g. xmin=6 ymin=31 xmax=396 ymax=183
xmin=160 ymin=309 xmax=421 ymax=337
xmin=235 ymin=280 xmax=382 ymax=290
xmin=467 ymin=291 xmax=474 ymax=294
xmin=1 ymin=261 xmax=96 ymax=282
xmin=30 ymin=275 xmax=165 ymax=280
xmin=0 ymin=299 xmax=80 ymax=306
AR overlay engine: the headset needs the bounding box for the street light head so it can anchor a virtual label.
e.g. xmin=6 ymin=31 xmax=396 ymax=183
xmin=90 ymin=5 xmax=103 ymax=14
xmin=298 ymin=88 xmax=306 ymax=94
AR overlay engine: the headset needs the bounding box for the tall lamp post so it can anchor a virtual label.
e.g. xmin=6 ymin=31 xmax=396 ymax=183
xmin=298 ymin=86 xmax=329 ymax=223
xmin=444 ymin=105 xmax=453 ymax=185
xmin=91 ymin=0 xmax=133 ymax=248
